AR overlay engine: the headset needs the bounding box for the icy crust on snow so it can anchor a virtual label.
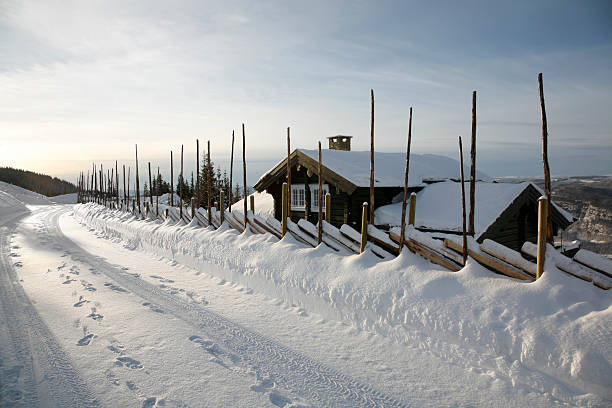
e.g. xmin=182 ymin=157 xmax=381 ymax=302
xmin=73 ymin=203 xmax=612 ymax=401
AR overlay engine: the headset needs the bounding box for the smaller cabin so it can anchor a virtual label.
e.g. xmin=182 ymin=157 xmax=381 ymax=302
xmin=374 ymin=181 xmax=575 ymax=251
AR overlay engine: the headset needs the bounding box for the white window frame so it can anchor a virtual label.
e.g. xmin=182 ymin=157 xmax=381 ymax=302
xmin=291 ymin=184 xmax=306 ymax=210
xmin=310 ymin=183 xmax=329 ymax=211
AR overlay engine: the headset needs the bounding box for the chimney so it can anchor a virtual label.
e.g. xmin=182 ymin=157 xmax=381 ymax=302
xmin=327 ymin=135 xmax=352 ymax=151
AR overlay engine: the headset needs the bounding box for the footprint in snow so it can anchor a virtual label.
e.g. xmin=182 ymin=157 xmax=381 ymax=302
xmin=63 ymin=278 xmax=76 ymax=284
xmin=13 ymin=262 xmax=22 ymax=268
xmin=3 ymin=389 xmax=23 ymax=402
xmin=104 ymin=282 xmax=128 ymax=293
xmin=126 ymin=380 xmax=138 ymax=391
xmin=116 ymin=356 xmax=143 ymax=369
xmin=77 ymin=333 xmax=95 ymax=346
xmin=73 ymin=296 xmax=87 ymax=307
xmin=9 ymin=253 xmax=20 ymax=257
xmin=108 ymin=343 xmax=126 ymax=355
xmin=269 ymin=392 xmax=293 ymax=408
xmin=250 ymin=378 xmax=275 ymax=393
xmin=142 ymin=302 xmax=165 ymax=314
xmin=142 ymin=397 xmax=156 ymax=408
xmin=87 ymin=309 xmax=103 ymax=321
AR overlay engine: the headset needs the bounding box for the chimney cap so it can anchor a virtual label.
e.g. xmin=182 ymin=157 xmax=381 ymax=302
xmin=327 ymin=135 xmax=353 ymax=139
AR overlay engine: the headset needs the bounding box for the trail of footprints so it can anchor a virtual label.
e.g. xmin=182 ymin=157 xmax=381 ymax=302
xmin=187 ymin=335 xmax=303 ymax=407
xmin=61 ymin=262 xmax=174 ymax=406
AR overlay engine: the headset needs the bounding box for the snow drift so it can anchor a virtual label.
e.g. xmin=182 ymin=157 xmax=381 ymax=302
xmin=73 ymin=203 xmax=612 ymax=402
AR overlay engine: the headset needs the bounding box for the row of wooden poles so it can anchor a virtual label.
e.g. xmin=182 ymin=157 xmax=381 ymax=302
xmin=76 ymin=124 xmax=250 ymax=228
xmin=76 ymin=73 xmax=553 ymax=279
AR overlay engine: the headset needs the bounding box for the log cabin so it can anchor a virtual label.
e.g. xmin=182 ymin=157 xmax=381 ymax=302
xmin=253 ymin=135 xmax=574 ymax=251
xmin=254 ymin=135 xmax=484 ymax=228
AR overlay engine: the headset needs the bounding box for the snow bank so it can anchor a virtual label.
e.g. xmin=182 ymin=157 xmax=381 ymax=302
xmin=230 ymin=191 xmax=275 ymax=218
xmin=73 ymin=203 xmax=612 ymax=401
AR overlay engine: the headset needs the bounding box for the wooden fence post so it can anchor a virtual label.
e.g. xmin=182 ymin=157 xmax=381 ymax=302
xmin=287 ymin=127 xmax=291 ymax=215
xmin=148 ymin=162 xmax=153 ymax=208
xmin=400 ymin=107 xmax=413 ymax=249
xmin=325 ymin=193 xmax=331 ymax=223
xmin=191 ymin=197 xmax=195 ymax=218
xmin=360 ymin=202 xmax=368 ymax=253
xmin=317 ymin=141 xmax=323 ymax=245
xmin=459 ymin=136 xmax=468 ymax=265
xmin=537 ymin=196 xmax=548 ymax=279
xmin=156 ymin=166 xmax=160 ymax=216
xmin=116 ymin=160 xmax=119 ymax=207
xmin=180 ymin=144 xmax=184 ymax=220
xmin=220 ymin=191 xmax=225 ymax=224
xmin=250 ymin=195 xmax=255 ymax=213
xmin=369 ymin=89 xmax=375 ymax=223
xmin=282 ymin=182 xmax=288 ymax=237
xmin=229 ymin=130 xmax=234 ymax=212
xmin=196 ymin=139 xmax=200 ymax=209
xmin=469 ymin=91 xmax=477 ymax=236
xmin=242 ymin=124 xmax=247 ymax=225
xmin=408 ymin=192 xmax=416 ymax=225
xmin=207 ymin=140 xmax=212 ymax=225
xmin=538 ymin=73 xmax=553 ymax=243
xmin=135 ymin=145 xmax=140 ymax=209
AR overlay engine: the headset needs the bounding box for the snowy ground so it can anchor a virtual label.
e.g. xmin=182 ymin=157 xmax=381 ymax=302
xmin=1 ymin=184 xmax=611 ymax=407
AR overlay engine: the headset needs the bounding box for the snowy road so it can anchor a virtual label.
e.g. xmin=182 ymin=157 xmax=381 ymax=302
xmin=40 ymin=206 xmax=405 ymax=407
xmin=0 ymin=208 xmax=98 ymax=407
xmin=2 ymin=200 xmax=609 ymax=407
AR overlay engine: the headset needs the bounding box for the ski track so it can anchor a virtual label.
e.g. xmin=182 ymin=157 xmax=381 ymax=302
xmin=43 ymin=205 xmax=408 ymax=407
xmin=0 ymin=209 xmax=99 ymax=408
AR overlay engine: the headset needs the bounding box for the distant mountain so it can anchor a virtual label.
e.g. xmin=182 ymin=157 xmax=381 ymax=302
xmin=0 ymin=167 xmax=76 ymax=197
xmin=532 ymin=175 xmax=612 ymax=256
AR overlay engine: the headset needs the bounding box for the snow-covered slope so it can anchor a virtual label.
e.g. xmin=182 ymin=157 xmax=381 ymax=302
xmin=0 ymin=181 xmax=53 ymax=205
xmin=73 ymin=202 xmax=612 ymax=403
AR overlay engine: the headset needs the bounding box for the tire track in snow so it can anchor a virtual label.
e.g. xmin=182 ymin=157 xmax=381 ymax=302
xmin=0 ymin=209 xmax=99 ymax=408
xmin=50 ymin=206 xmax=408 ymax=407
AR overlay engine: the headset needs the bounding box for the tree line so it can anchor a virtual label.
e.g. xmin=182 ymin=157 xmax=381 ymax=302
xmin=0 ymin=167 xmax=76 ymax=197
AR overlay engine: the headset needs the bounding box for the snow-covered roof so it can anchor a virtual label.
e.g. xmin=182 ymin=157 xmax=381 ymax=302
xmin=374 ymin=181 xmax=574 ymax=238
xmin=297 ymin=149 xmax=488 ymax=188
xmin=231 ymin=191 xmax=275 ymax=218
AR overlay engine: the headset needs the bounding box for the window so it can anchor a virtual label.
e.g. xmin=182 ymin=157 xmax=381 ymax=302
xmin=291 ymin=184 xmax=305 ymax=209
xmin=310 ymin=184 xmax=329 ymax=211
xmin=290 ymin=183 xmax=329 ymax=211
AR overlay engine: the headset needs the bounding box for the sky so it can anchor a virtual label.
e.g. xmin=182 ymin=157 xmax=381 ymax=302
xmin=1 ymin=0 xmax=611 ymax=186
